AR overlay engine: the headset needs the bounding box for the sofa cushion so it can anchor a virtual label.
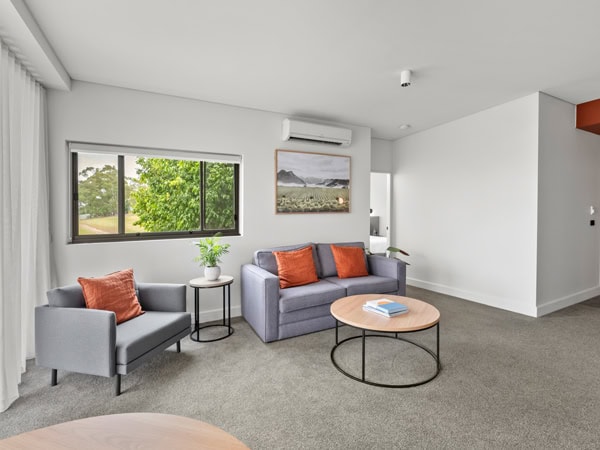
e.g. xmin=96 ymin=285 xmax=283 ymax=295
xmin=279 ymin=315 xmax=337 ymax=341
xmin=330 ymin=244 xmax=369 ymax=278
xmin=254 ymin=243 xmax=321 ymax=276
xmin=115 ymin=311 xmax=190 ymax=365
xmin=78 ymin=269 xmax=144 ymax=324
xmin=316 ymin=242 xmax=367 ymax=278
xmin=325 ymin=275 xmax=398 ymax=296
xmin=279 ymin=303 xmax=333 ymax=325
xmin=273 ymin=246 xmax=319 ymax=289
xmin=279 ymin=280 xmax=346 ymax=313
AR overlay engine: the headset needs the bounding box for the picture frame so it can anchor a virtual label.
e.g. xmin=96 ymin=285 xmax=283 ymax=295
xmin=275 ymin=149 xmax=351 ymax=214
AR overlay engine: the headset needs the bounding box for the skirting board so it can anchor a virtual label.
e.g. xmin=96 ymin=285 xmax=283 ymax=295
xmin=194 ymin=283 xmax=600 ymax=323
xmin=408 ymin=278 xmax=600 ymax=317
xmin=407 ymin=277 xmax=538 ymax=317
xmin=536 ymin=286 xmax=600 ymax=317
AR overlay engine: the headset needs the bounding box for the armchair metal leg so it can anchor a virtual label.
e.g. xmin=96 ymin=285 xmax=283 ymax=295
xmin=115 ymin=374 xmax=121 ymax=396
xmin=51 ymin=369 xmax=57 ymax=386
xmin=176 ymin=341 xmax=181 ymax=353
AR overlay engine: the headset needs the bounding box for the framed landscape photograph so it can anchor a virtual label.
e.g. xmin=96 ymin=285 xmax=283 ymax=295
xmin=275 ymin=149 xmax=351 ymax=214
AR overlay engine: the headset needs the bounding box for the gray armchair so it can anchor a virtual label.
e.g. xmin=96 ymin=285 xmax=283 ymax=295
xmin=35 ymin=282 xmax=191 ymax=395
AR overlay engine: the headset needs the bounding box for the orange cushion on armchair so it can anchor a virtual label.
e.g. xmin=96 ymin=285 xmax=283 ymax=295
xmin=77 ymin=268 xmax=144 ymax=324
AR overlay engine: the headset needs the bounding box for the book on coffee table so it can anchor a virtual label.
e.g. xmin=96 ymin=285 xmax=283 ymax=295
xmin=362 ymin=304 xmax=408 ymax=317
xmin=364 ymin=298 xmax=408 ymax=314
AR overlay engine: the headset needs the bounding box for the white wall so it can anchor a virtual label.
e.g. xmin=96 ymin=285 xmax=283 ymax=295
xmin=392 ymin=94 xmax=540 ymax=316
xmin=47 ymin=81 xmax=371 ymax=320
xmin=371 ymin=138 xmax=392 ymax=172
xmin=536 ymin=93 xmax=600 ymax=314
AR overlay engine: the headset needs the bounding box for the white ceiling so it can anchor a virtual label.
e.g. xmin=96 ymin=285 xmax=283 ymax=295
xmin=9 ymin=0 xmax=600 ymax=139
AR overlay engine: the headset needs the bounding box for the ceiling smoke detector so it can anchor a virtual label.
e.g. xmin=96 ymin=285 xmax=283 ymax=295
xmin=400 ymin=70 xmax=411 ymax=87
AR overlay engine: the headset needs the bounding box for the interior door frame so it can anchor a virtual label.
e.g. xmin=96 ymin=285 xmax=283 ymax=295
xmin=370 ymin=171 xmax=392 ymax=250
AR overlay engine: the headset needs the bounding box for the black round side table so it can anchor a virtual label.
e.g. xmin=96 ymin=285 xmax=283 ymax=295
xmin=189 ymin=275 xmax=234 ymax=342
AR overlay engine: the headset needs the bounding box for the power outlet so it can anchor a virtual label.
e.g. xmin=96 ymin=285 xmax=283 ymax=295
xmin=591 ymin=220 xmax=595 ymax=226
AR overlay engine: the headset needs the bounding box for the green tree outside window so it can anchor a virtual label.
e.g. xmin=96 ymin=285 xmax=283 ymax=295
xmin=72 ymin=145 xmax=238 ymax=242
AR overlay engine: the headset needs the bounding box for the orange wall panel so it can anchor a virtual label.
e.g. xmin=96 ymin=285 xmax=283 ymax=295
xmin=577 ymin=99 xmax=600 ymax=135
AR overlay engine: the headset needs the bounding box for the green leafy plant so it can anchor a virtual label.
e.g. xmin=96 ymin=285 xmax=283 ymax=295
xmin=132 ymin=158 xmax=201 ymax=231
xmin=194 ymin=233 xmax=231 ymax=267
xmin=131 ymin=158 xmax=235 ymax=232
xmin=387 ymin=246 xmax=410 ymax=265
xmin=387 ymin=246 xmax=410 ymax=257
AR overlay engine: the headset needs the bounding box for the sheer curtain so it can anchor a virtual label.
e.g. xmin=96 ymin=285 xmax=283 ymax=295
xmin=0 ymin=39 xmax=52 ymax=412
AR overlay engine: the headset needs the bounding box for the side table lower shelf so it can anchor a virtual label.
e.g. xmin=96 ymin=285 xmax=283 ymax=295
xmin=189 ymin=275 xmax=234 ymax=343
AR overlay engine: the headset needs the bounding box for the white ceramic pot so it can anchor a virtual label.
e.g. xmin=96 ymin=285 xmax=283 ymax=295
xmin=204 ymin=266 xmax=221 ymax=281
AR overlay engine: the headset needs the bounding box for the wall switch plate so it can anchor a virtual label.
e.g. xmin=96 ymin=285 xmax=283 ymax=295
xmin=591 ymin=220 xmax=595 ymax=226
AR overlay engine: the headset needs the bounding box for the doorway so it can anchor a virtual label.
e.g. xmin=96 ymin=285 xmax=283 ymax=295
xmin=369 ymin=172 xmax=391 ymax=255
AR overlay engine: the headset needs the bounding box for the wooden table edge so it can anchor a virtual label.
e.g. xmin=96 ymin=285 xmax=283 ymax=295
xmin=0 ymin=412 xmax=249 ymax=450
xmin=330 ymin=294 xmax=440 ymax=333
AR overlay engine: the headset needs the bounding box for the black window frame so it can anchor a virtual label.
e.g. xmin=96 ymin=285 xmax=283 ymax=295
xmin=70 ymin=143 xmax=240 ymax=244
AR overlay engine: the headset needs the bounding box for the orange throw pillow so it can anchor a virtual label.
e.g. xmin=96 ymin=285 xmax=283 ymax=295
xmin=273 ymin=246 xmax=319 ymax=289
xmin=77 ymin=268 xmax=144 ymax=324
xmin=330 ymin=245 xmax=369 ymax=278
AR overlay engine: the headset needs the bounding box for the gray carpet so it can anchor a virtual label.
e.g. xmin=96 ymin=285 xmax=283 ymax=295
xmin=2 ymin=286 xmax=600 ymax=449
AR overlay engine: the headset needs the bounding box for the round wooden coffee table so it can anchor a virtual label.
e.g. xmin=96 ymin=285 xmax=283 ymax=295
xmin=330 ymin=294 xmax=441 ymax=388
xmin=0 ymin=413 xmax=249 ymax=449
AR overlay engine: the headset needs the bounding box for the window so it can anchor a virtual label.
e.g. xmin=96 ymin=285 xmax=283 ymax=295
xmin=70 ymin=142 xmax=240 ymax=243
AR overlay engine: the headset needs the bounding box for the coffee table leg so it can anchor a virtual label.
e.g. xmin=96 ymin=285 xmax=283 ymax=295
xmin=436 ymin=323 xmax=440 ymax=368
xmin=362 ymin=329 xmax=366 ymax=381
xmin=330 ymin=322 xmax=441 ymax=388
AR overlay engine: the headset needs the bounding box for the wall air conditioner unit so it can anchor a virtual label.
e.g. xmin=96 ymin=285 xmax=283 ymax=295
xmin=282 ymin=118 xmax=352 ymax=147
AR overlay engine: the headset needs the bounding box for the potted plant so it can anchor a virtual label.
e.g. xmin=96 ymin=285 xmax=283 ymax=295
xmin=387 ymin=246 xmax=410 ymax=265
xmin=194 ymin=233 xmax=231 ymax=281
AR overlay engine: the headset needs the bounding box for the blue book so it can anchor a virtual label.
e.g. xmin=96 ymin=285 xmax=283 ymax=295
xmin=365 ymin=299 xmax=408 ymax=314
xmin=362 ymin=305 xmax=408 ymax=317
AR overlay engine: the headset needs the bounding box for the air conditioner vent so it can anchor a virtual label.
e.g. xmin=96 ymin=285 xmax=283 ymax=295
xmin=288 ymin=136 xmax=343 ymax=146
xmin=282 ymin=119 xmax=351 ymax=147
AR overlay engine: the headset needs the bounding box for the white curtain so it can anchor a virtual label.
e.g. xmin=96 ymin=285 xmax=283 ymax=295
xmin=0 ymin=39 xmax=52 ymax=412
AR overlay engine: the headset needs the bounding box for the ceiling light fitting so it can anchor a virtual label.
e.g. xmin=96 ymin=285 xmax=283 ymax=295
xmin=400 ymin=70 xmax=411 ymax=87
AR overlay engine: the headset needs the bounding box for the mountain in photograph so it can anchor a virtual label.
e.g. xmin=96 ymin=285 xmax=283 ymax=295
xmin=302 ymin=176 xmax=324 ymax=185
xmin=318 ymin=178 xmax=349 ymax=188
xmin=277 ymin=170 xmax=306 ymax=186
xmin=277 ymin=170 xmax=349 ymax=188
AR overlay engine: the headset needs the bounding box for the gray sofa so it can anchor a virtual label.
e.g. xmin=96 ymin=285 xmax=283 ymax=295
xmin=241 ymin=242 xmax=407 ymax=342
xmin=35 ymin=282 xmax=191 ymax=395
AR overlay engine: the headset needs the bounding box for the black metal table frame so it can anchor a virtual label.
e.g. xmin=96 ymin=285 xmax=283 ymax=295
xmin=330 ymin=320 xmax=441 ymax=388
xmin=190 ymin=282 xmax=234 ymax=342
